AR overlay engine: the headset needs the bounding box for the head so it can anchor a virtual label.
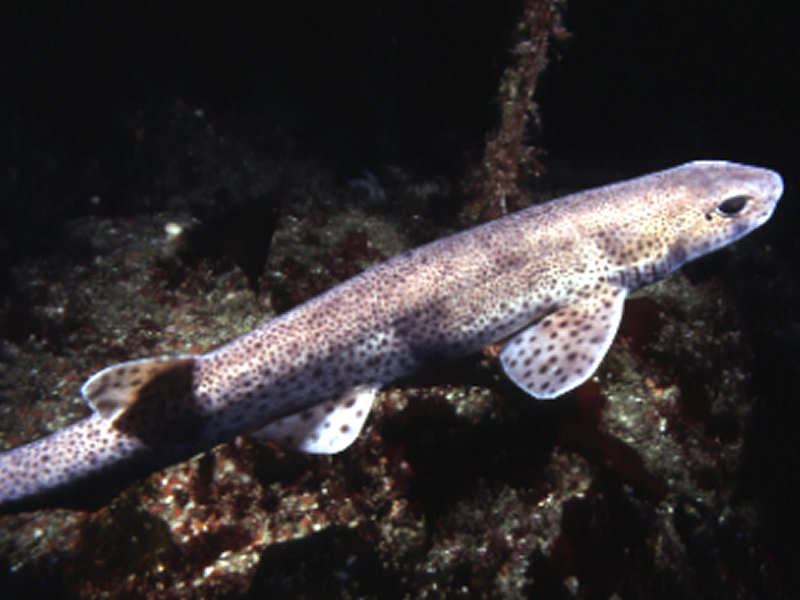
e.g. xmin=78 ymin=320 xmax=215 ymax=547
xmin=597 ymin=160 xmax=784 ymax=282
xmin=665 ymin=160 xmax=784 ymax=262
xmin=576 ymin=160 xmax=783 ymax=289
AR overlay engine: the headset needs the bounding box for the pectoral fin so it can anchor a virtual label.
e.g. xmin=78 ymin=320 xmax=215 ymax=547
xmin=500 ymin=285 xmax=627 ymax=398
xmin=251 ymin=384 xmax=380 ymax=454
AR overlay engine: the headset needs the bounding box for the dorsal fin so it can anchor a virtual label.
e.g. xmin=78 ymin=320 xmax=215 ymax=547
xmin=81 ymin=356 xmax=197 ymax=422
